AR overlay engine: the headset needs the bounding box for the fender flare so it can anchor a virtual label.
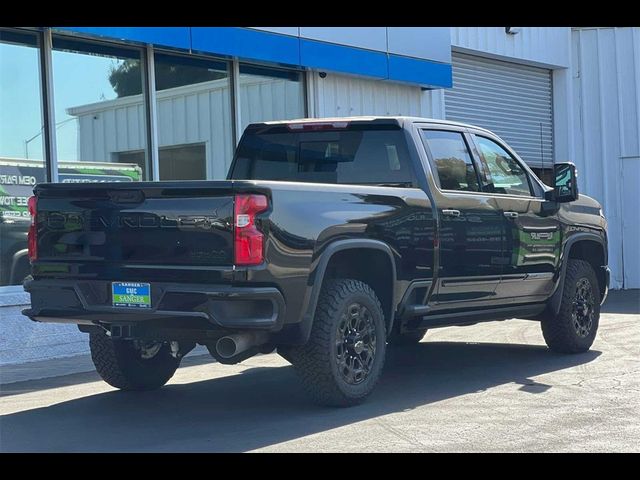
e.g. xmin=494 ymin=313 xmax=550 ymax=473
xmin=549 ymin=232 xmax=607 ymax=316
xmin=297 ymin=239 xmax=397 ymax=344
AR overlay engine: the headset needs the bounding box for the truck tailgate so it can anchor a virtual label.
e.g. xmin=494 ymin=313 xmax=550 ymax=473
xmin=34 ymin=182 xmax=235 ymax=269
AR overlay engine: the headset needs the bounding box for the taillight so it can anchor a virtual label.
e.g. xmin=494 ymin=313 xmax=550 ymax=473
xmin=27 ymin=195 xmax=37 ymax=262
xmin=234 ymin=194 xmax=268 ymax=266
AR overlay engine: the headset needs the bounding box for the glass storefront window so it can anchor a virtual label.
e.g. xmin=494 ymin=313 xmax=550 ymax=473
xmin=51 ymin=37 xmax=148 ymax=180
xmin=0 ymin=29 xmax=44 ymax=286
xmin=238 ymin=64 xmax=306 ymax=134
xmin=154 ymin=53 xmax=232 ymax=180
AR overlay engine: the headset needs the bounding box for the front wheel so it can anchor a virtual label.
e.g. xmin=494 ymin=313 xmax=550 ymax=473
xmin=287 ymin=279 xmax=387 ymax=407
xmin=541 ymin=259 xmax=601 ymax=353
xmin=90 ymin=332 xmax=180 ymax=391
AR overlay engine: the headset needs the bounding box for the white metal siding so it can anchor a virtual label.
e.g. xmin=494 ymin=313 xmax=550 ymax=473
xmin=571 ymin=27 xmax=640 ymax=289
xmin=445 ymin=52 xmax=554 ymax=169
xmin=313 ymin=72 xmax=423 ymax=118
xmin=239 ymin=75 xmax=305 ymax=132
xmin=72 ymin=76 xmax=302 ymax=179
xmin=450 ymin=27 xmax=571 ymax=68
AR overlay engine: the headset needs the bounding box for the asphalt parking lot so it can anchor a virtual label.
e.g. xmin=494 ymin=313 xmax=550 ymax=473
xmin=1 ymin=290 xmax=638 ymax=452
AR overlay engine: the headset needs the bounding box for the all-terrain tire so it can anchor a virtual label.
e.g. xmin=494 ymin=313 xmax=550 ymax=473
xmin=89 ymin=333 xmax=180 ymax=391
xmin=287 ymin=279 xmax=387 ymax=407
xmin=387 ymin=329 xmax=427 ymax=346
xmin=541 ymin=259 xmax=601 ymax=353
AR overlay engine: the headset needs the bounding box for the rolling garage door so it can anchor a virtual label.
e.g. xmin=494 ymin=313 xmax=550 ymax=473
xmin=445 ymin=52 xmax=553 ymax=169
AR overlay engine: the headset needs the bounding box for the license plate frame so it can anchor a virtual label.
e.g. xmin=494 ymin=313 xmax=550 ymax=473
xmin=111 ymin=282 xmax=151 ymax=309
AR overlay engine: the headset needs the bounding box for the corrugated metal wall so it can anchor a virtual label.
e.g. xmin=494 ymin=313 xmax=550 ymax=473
xmin=450 ymin=27 xmax=570 ymax=68
xmin=156 ymin=80 xmax=233 ymax=179
xmin=239 ymin=76 xmax=305 ymax=132
xmin=445 ymin=52 xmax=554 ymax=169
xmin=73 ymin=76 xmax=303 ymax=179
xmin=571 ymin=27 xmax=640 ymax=289
xmin=312 ymin=72 xmax=424 ymax=118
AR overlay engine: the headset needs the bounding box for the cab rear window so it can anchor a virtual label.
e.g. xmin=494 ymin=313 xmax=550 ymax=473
xmin=230 ymin=127 xmax=416 ymax=187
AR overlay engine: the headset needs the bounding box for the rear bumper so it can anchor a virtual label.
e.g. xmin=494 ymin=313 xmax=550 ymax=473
xmin=23 ymin=278 xmax=285 ymax=331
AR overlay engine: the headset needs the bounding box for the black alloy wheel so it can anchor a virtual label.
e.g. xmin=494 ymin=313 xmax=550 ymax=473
xmin=336 ymin=302 xmax=377 ymax=385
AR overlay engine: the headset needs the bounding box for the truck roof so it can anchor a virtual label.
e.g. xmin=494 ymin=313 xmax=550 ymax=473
xmin=250 ymin=116 xmax=493 ymax=135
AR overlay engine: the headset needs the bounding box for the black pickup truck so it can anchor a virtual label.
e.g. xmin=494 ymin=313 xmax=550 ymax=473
xmin=23 ymin=117 xmax=610 ymax=406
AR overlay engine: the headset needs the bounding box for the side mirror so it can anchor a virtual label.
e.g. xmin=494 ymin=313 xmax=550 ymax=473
xmin=546 ymin=162 xmax=578 ymax=203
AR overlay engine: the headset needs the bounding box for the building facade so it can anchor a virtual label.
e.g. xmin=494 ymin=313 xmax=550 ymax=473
xmin=1 ymin=26 xmax=638 ymax=302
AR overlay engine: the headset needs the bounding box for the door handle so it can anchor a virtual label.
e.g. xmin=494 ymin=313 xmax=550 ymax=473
xmin=503 ymin=211 xmax=519 ymax=219
xmin=442 ymin=209 xmax=461 ymax=217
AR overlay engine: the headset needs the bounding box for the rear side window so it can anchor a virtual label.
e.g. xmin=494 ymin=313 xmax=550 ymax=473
xmin=421 ymin=130 xmax=480 ymax=192
xmin=230 ymin=128 xmax=416 ymax=186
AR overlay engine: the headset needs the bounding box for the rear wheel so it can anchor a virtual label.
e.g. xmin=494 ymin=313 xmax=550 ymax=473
xmin=541 ymin=259 xmax=600 ymax=353
xmin=89 ymin=332 xmax=180 ymax=391
xmin=287 ymin=279 xmax=387 ymax=407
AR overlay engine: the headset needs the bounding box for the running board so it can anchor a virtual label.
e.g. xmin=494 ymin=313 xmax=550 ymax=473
xmin=403 ymin=303 xmax=546 ymax=328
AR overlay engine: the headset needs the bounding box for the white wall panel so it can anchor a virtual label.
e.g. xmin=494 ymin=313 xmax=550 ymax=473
xmin=72 ymin=76 xmax=299 ymax=180
xmin=299 ymin=27 xmax=388 ymax=52
xmin=622 ymin=159 xmax=640 ymax=287
xmin=451 ymin=27 xmax=571 ymax=68
xmin=387 ymin=27 xmax=451 ymax=64
xmin=313 ymin=72 xmax=423 ymax=118
xmin=571 ymin=27 xmax=640 ymax=288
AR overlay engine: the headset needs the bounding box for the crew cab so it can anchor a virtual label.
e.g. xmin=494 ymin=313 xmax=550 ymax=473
xmin=23 ymin=117 xmax=610 ymax=406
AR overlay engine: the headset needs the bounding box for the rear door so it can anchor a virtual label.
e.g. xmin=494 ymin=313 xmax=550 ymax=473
xmin=419 ymin=126 xmax=506 ymax=309
xmin=469 ymin=132 xmax=560 ymax=302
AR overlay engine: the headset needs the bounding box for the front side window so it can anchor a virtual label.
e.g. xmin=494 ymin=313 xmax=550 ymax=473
xmin=421 ymin=130 xmax=480 ymax=192
xmin=474 ymin=135 xmax=532 ymax=197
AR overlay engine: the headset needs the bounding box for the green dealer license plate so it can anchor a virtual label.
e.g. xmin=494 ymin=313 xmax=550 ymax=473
xmin=112 ymin=282 xmax=151 ymax=309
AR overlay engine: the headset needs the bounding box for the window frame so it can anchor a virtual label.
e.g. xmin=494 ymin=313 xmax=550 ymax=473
xmin=419 ymin=127 xmax=484 ymax=194
xmin=0 ymin=29 xmax=47 ymax=288
xmin=151 ymin=50 xmax=233 ymax=180
xmin=49 ymin=32 xmax=152 ymax=178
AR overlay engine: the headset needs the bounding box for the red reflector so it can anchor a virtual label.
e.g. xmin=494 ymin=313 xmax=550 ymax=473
xmin=27 ymin=195 xmax=37 ymax=262
xmin=286 ymin=121 xmax=349 ymax=131
xmin=234 ymin=194 xmax=268 ymax=266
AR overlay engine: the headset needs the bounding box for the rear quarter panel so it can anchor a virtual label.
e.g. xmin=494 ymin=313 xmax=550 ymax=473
xmin=241 ymin=181 xmax=435 ymax=325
